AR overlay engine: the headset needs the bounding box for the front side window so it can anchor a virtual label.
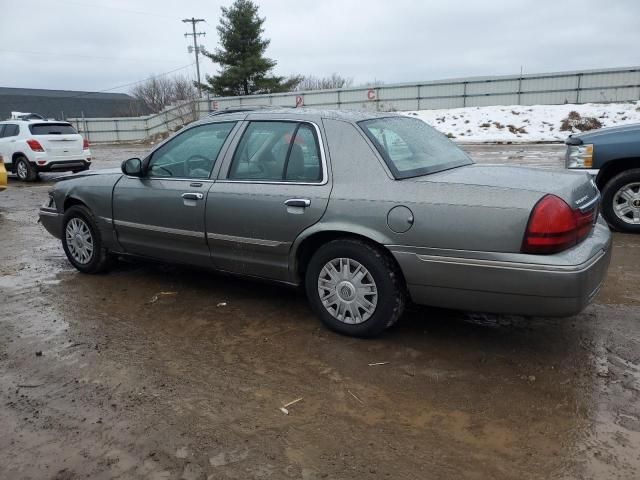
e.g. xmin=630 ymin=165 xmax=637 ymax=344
xmin=147 ymin=122 xmax=236 ymax=179
xmin=228 ymin=121 xmax=322 ymax=182
xmin=359 ymin=117 xmax=472 ymax=178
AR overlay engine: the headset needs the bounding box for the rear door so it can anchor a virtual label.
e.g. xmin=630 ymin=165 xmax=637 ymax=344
xmin=28 ymin=123 xmax=83 ymax=160
xmin=112 ymin=121 xmax=238 ymax=265
xmin=206 ymin=119 xmax=331 ymax=281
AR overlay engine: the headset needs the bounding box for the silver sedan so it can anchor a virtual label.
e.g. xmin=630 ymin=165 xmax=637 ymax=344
xmin=39 ymin=108 xmax=611 ymax=337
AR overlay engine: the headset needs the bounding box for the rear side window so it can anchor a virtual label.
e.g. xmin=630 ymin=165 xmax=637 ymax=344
xmin=2 ymin=124 xmax=19 ymax=137
xmin=29 ymin=123 xmax=77 ymax=135
xmin=228 ymin=121 xmax=322 ymax=182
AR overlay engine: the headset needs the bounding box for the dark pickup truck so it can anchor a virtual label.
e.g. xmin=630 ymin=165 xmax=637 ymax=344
xmin=566 ymin=123 xmax=640 ymax=233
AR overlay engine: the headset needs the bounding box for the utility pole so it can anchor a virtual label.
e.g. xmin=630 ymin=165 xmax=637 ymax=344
xmin=183 ymin=17 xmax=206 ymax=98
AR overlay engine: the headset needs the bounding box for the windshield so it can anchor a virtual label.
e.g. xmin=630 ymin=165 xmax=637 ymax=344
xmin=358 ymin=116 xmax=472 ymax=178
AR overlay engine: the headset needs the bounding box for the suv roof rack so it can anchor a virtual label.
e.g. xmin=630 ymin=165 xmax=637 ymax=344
xmin=207 ymin=105 xmax=295 ymax=117
xmin=10 ymin=112 xmax=45 ymax=121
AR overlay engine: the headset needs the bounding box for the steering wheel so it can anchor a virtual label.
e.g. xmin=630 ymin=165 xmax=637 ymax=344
xmin=156 ymin=166 xmax=173 ymax=176
xmin=185 ymin=154 xmax=210 ymax=176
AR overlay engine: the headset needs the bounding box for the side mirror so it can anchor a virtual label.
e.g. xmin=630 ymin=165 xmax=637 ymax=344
xmin=122 ymin=158 xmax=143 ymax=177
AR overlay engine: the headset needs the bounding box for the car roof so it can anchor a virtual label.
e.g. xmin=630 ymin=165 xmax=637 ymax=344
xmin=201 ymin=107 xmax=398 ymax=125
xmin=0 ymin=119 xmax=71 ymax=124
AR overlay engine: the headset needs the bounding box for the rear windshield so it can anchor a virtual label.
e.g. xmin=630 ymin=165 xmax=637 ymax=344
xmin=29 ymin=123 xmax=77 ymax=135
xmin=358 ymin=116 xmax=472 ymax=178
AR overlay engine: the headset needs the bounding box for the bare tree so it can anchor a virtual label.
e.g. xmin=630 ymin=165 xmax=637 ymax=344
xmin=131 ymin=74 xmax=197 ymax=114
xmin=295 ymin=74 xmax=353 ymax=91
xmin=172 ymin=74 xmax=198 ymax=102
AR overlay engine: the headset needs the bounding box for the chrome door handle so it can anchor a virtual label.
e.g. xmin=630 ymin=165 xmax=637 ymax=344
xmin=182 ymin=192 xmax=204 ymax=200
xmin=284 ymin=198 xmax=311 ymax=208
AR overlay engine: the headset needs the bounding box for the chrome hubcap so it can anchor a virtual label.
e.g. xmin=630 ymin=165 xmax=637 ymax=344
xmin=613 ymin=182 xmax=640 ymax=225
xmin=318 ymin=257 xmax=378 ymax=324
xmin=65 ymin=218 xmax=94 ymax=264
xmin=17 ymin=161 xmax=27 ymax=179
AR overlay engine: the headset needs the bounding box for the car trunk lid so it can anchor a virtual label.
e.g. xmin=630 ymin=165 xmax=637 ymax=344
xmin=414 ymin=164 xmax=598 ymax=212
xmin=28 ymin=123 xmax=84 ymax=158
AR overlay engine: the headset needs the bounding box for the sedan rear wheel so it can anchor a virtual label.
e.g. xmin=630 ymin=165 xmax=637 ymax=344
xmin=305 ymin=239 xmax=406 ymax=337
xmin=601 ymin=169 xmax=640 ymax=233
xmin=318 ymin=258 xmax=378 ymax=324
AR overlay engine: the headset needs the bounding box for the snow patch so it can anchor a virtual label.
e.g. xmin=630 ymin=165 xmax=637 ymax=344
xmin=404 ymin=101 xmax=640 ymax=143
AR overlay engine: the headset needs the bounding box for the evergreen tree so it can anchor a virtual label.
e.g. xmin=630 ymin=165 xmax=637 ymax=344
xmin=200 ymin=0 xmax=300 ymax=96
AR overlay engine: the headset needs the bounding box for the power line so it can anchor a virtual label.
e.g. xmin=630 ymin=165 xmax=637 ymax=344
xmin=37 ymin=0 xmax=176 ymax=19
xmin=0 ymin=49 xmax=184 ymax=64
xmin=183 ymin=17 xmax=206 ymax=98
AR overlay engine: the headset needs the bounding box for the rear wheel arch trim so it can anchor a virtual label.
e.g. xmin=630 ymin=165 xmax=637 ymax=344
xmin=290 ymin=226 xmax=399 ymax=283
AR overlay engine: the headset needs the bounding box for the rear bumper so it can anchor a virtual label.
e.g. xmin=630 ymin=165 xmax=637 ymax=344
xmin=36 ymin=159 xmax=91 ymax=172
xmin=390 ymin=219 xmax=612 ymax=317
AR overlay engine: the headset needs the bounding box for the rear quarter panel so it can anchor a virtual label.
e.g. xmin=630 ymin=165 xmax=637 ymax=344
xmin=316 ymin=118 xmax=541 ymax=254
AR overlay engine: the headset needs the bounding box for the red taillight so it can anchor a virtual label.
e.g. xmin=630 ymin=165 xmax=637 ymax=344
xmin=522 ymin=194 xmax=595 ymax=254
xmin=26 ymin=139 xmax=44 ymax=152
xmin=83 ymin=138 xmax=89 ymax=149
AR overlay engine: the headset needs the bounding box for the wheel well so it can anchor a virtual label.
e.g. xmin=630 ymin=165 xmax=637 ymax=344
xmin=295 ymin=230 xmax=406 ymax=286
xmin=11 ymin=152 xmax=27 ymax=170
xmin=12 ymin=152 xmax=25 ymax=161
xmin=63 ymin=197 xmax=87 ymax=211
xmin=596 ymin=157 xmax=640 ymax=190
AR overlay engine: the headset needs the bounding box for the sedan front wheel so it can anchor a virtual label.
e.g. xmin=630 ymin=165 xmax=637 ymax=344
xmin=62 ymin=205 xmax=111 ymax=273
xmin=601 ymin=169 xmax=640 ymax=233
xmin=305 ymin=239 xmax=406 ymax=337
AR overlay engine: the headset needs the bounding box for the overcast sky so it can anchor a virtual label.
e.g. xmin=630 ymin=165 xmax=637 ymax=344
xmin=0 ymin=0 xmax=638 ymax=93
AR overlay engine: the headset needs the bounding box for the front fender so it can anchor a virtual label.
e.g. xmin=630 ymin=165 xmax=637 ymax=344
xmin=52 ymin=174 xmax=123 ymax=250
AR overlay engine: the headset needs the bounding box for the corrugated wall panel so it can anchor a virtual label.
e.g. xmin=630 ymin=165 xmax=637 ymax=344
xmin=378 ymin=86 xmax=419 ymax=101
xmin=521 ymin=75 xmax=578 ymax=92
xmin=418 ymin=96 xmax=466 ymax=109
xmin=467 ymin=94 xmax=520 ymax=107
xmin=579 ymin=86 xmax=640 ymax=103
xmin=581 ymin=71 xmax=640 ymax=88
xmin=466 ymin=80 xmax=519 ymax=95
xmin=420 ymin=83 xmax=465 ymax=98
xmin=71 ymin=67 xmax=639 ymax=141
xmin=520 ymin=91 xmax=578 ymax=105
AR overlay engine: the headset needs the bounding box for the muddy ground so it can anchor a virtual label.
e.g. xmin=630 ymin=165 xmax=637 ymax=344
xmin=1 ymin=144 xmax=639 ymax=480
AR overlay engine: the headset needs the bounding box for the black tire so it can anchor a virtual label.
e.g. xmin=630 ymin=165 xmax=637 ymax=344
xmin=14 ymin=156 xmax=38 ymax=182
xmin=62 ymin=205 xmax=111 ymax=273
xmin=601 ymin=168 xmax=640 ymax=233
xmin=304 ymin=239 xmax=406 ymax=337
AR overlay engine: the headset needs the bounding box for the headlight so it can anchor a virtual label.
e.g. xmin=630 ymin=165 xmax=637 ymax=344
xmin=566 ymin=144 xmax=593 ymax=169
xmin=43 ymin=191 xmax=56 ymax=209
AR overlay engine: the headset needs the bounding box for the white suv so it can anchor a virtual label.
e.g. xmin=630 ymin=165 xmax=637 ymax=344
xmin=0 ymin=117 xmax=92 ymax=181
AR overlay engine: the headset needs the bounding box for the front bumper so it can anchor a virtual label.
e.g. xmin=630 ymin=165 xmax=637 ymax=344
xmin=390 ymin=218 xmax=612 ymax=317
xmin=39 ymin=207 xmax=63 ymax=239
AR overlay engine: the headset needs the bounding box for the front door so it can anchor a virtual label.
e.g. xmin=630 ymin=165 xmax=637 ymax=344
xmin=206 ymin=120 xmax=331 ymax=281
xmin=112 ymin=121 xmax=237 ymax=266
